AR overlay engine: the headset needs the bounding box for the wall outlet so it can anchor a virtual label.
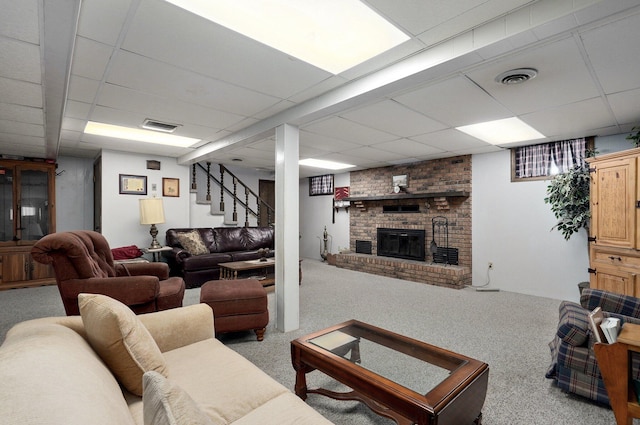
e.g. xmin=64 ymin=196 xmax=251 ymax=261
xmin=488 ymin=262 xmax=493 ymax=269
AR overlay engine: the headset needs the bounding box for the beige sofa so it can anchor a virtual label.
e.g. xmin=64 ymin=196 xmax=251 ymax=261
xmin=0 ymin=298 xmax=332 ymax=425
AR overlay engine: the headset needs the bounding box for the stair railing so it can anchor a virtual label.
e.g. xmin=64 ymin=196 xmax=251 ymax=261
xmin=193 ymin=163 xmax=275 ymax=227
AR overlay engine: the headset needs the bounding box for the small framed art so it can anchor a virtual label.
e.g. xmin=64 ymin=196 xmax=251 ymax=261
xmin=119 ymin=174 xmax=147 ymax=195
xmin=163 ymin=178 xmax=180 ymax=197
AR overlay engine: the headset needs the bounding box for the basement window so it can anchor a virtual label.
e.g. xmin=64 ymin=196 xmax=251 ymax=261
xmin=511 ymin=137 xmax=594 ymax=182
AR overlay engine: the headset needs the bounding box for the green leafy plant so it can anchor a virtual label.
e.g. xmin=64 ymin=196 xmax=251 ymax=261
xmin=544 ymin=164 xmax=591 ymax=240
xmin=627 ymin=126 xmax=640 ymax=147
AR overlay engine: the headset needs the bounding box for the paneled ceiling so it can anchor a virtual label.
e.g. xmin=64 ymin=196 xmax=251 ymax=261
xmin=1 ymin=0 xmax=640 ymax=177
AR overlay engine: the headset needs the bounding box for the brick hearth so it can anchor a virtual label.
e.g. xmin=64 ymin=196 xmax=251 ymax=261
xmin=336 ymin=253 xmax=470 ymax=289
xmin=340 ymin=155 xmax=472 ymax=288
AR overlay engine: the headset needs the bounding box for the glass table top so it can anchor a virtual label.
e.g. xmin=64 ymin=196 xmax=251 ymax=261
xmin=307 ymin=324 xmax=467 ymax=396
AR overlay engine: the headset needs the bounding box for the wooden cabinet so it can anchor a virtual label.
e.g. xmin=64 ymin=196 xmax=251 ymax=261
xmin=588 ymin=148 xmax=640 ymax=296
xmin=0 ymin=160 xmax=56 ymax=290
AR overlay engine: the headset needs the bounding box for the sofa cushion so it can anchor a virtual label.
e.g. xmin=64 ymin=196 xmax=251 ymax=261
xmin=214 ymin=227 xmax=245 ymax=252
xmin=79 ymin=293 xmax=169 ymax=396
xmin=143 ymin=371 xmax=215 ymax=425
xmin=182 ymin=253 xmax=232 ymax=271
xmin=176 ymin=230 xmax=209 ymax=255
xmin=162 ymin=338 xmax=289 ymax=424
xmin=0 ymin=319 xmax=136 ymax=425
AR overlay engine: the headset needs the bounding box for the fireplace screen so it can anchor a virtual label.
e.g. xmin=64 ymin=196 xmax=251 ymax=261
xmin=377 ymin=228 xmax=425 ymax=262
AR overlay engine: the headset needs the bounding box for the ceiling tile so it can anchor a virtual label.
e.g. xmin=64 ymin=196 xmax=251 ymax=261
xmin=0 ymin=102 xmax=42 ymax=124
xmin=340 ymin=100 xmax=446 ymax=137
xmin=581 ymin=12 xmax=640 ymax=94
xmin=0 ymin=77 xmax=41 ymax=108
xmin=71 ymin=37 xmax=113 ymax=80
xmin=67 ymin=75 xmax=100 ymax=104
xmin=106 ymin=51 xmax=281 ymax=117
xmin=521 ymin=97 xmax=613 ymax=140
xmin=303 ymin=117 xmax=397 ymax=145
xmin=97 ymin=84 xmax=245 ymax=130
xmin=412 ymin=128 xmax=492 ymax=151
xmin=77 ymin=0 xmax=132 ymax=46
xmin=394 ymin=76 xmax=511 ymax=127
xmin=0 ymin=0 xmax=39 ymax=44
xmin=0 ymin=38 xmax=41 ymax=83
xmin=608 ymin=88 xmax=640 ymax=126
xmin=371 ymin=138 xmax=445 ymax=157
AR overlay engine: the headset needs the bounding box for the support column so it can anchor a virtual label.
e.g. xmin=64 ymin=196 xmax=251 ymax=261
xmin=275 ymin=124 xmax=300 ymax=332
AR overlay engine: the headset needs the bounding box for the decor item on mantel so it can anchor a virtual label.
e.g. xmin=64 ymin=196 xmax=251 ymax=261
xmin=392 ymin=174 xmax=408 ymax=193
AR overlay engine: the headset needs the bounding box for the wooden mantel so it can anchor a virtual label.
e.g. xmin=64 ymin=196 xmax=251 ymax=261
xmin=343 ymin=191 xmax=469 ymax=202
xmin=344 ymin=191 xmax=469 ymax=211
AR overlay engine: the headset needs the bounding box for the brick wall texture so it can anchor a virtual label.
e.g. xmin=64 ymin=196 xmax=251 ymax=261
xmin=338 ymin=155 xmax=472 ymax=288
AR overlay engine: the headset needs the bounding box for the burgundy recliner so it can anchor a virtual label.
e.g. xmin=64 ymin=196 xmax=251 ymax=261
xmin=31 ymin=230 xmax=185 ymax=315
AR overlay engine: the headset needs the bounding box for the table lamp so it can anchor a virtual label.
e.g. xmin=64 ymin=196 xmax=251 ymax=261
xmin=139 ymin=198 xmax=165 ymax=249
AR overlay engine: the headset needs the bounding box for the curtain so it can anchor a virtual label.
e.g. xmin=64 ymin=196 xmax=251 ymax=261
xmin=515 ymin=138 xmax=586 ymax=178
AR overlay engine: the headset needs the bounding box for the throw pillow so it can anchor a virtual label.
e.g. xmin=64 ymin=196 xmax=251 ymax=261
xmin=78 ymin=293 xmax=169 ymax=396
xmin=176 ymin=230 xmax=209 ymax=255
xmin=143 ymin=371 xmax=215 ymax=425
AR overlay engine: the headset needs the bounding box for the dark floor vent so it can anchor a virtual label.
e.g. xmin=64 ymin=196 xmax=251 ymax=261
xmin=355 ymin=240 xmax=372 ymax=254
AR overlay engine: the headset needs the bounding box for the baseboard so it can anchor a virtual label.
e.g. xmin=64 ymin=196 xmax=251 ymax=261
xmin=475 ymin=287 xmax=500 ymax=292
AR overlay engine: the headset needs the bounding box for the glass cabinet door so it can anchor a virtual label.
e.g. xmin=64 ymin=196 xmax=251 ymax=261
xmin=18 ymin=168 xmax=50 ymax=242
xmin=0 ymin=166 xmax=14 ymax=243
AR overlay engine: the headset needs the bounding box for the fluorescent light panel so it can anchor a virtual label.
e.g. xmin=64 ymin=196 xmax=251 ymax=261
xmin=164 ymin=0 xmax=410 ymax=74
xmin=456 ymin=117 xmax=545 ymax=145
xmin=299 ymin=158 xmax=355 ymax=170
xmin=84 ymin=122 xmax=200 ymax=148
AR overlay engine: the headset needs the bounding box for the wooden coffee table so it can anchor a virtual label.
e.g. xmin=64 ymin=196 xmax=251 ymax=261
xmin=219 ymin=258 xmax=276 ymax=287
xmin=219 ymin=258 xmax=303 ymax=288
xmin=291 ymin=320 xmax=489 ymax=425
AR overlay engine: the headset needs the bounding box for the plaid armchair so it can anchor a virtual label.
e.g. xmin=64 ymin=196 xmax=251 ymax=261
xmin=546 ymin=288 xmax=640 ymax=405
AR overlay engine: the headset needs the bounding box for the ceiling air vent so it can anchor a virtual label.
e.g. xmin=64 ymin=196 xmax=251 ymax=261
xmin=141 ymin=119 xmax=180 ymax=133
xmin=495 ymin=68 xmax=538 ymax=85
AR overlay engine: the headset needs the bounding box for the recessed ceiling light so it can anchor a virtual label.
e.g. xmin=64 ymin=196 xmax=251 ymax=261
xmin=495 ymin=68 xmax=538 ymax=85
xmin=456 ymin=117 xmax=544 ymax=145
xmin=299 ymin=158 xmax=355 ymax=170
xmin=84 ymin=121 xmax=200 ymax=147
xmin=164 ymin=0 xmax=409 ymax=74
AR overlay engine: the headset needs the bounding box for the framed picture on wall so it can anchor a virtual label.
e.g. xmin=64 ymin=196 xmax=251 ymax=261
xmin=162 ymin=178 xmax=180 ymax=197
xmin=119 ymin=174 xmax=147 ymax=195
xmin=309 ymin=174 xmax=334 ymax=196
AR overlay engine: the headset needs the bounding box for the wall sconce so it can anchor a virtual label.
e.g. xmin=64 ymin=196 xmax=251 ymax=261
xmin=139 ymin=198 xmax=165 ymax=249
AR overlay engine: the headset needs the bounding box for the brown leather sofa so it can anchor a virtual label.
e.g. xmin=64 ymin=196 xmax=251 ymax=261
xmin=163 ymin=226 xmax=274 ymax=288
xmin=31 ymin=230 xmax=185 ymax=315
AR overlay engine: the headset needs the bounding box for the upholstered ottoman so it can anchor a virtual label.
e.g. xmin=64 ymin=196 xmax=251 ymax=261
xmin=200 ymin=279 xmax=268 ymax=341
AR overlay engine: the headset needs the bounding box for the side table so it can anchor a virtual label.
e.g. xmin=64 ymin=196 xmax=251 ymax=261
xmin=141 ymin=246 xmax=172 ymax=262
xmin=594 ymin=323 xmax=640 ymax=424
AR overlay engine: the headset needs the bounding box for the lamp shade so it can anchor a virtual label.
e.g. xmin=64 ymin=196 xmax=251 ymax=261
xmin=139 ymin=198 xmax=165 ymax=225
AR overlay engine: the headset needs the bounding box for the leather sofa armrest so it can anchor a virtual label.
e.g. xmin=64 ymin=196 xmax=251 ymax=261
xmin=60 ymin=276 xmax=160 ymax=307
xmin=138 ymin=304 xmax=215 ymax=352
xmin=116 ymin=262 xmax=169 ymax=279
xmin=162 ymin=247 xmax=191 ymax=264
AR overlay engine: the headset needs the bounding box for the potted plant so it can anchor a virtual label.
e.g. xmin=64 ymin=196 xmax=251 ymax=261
xmin=544 ymin=164 xmax=591 ymax=241
xmin=627 ymin=126 xmax=640 ymax=147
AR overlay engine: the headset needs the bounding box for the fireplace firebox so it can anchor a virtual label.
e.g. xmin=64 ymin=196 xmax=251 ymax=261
xmin=377 ymin=228 xmax=425 ymax=262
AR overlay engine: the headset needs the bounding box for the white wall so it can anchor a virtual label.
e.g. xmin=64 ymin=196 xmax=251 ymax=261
xmin=472 ymin=150 xmax=589 ymax=302
xmin=299 ymin=172 xmax=350 ymax=260
xmin=55 ymin=156 xmax=94 ymax=232
xmin=100 ymin=150 xmax=190 ymax=249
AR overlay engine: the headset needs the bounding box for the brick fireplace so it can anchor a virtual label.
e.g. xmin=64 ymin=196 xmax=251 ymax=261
xmin=336 ymin=155 xmax=472 ymax=288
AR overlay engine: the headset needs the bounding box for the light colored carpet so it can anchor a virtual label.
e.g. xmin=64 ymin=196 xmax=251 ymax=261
xmin=0 ymin=259 xmax=625 ymax=424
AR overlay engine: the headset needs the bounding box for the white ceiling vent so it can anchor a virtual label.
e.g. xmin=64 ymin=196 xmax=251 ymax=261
xmin=495 ymin=68 xmax=538 ymax=85
xmin=141 ymin=119 xmax=180 ymax=133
